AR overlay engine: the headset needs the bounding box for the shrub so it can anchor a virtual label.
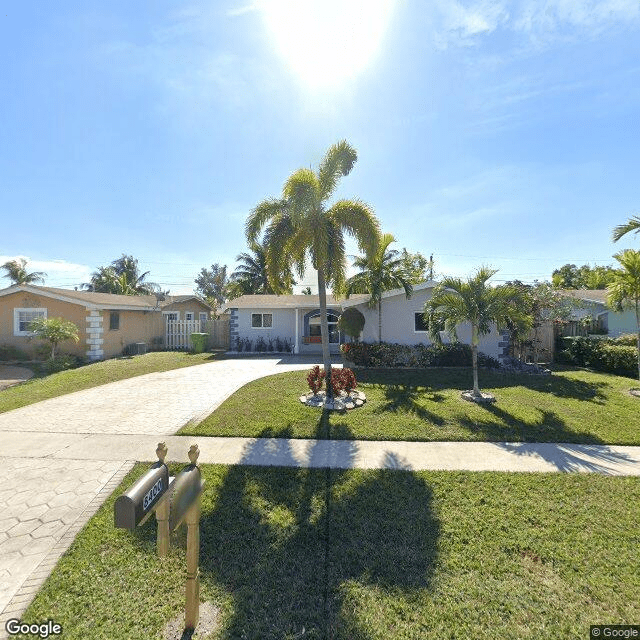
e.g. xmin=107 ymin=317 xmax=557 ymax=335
xmin=255 ymin=337 xmax=267 ymax=352
xmin=307 ymin=366 xmax=324 ymax=393
xmin=0 ymin=344 xmax=29 ymax=361
xmin=343 ymin=341 xmax=500 ymax=369
xmin=337 ymin=308 xmax=365 ymax=340
xmin=40 ymin=354 xmax=85 ymax=375
xmin=613 ymin=334 xmax=637 ymax=347
xmin=558 ymin=336 xmax=638 ymax=377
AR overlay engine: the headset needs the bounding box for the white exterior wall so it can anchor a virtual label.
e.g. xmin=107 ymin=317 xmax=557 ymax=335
xmin=235 ymin=308 xmax=296 ymax=346
xmin=350 ymin=287 xmax=505 ymax=359
xmin=607 ymin=309 xmax=638 ymax=337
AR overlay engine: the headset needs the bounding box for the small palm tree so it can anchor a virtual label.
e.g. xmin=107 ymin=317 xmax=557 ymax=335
xmin=1 ymin=258 xmax=47 ymax=285
xmin=246 ymin=140 xmax=380 ymax=400
xmin=424 ymin=267 xmax=529 ymax=398
xmin=345 ymin=233 xmax=413 ymax=343
xmin=228 ymin=241 xmax=294 ymax=296
xmin=607 ymin=249 xmax=640 ymax=381
xmin=613 ymin=215 xmax=640 ymax=243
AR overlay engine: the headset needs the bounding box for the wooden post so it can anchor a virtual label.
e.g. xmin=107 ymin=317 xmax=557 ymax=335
xmin=184 ymin=444 xmax=201 ymax=632
xmin=155 ymin=442 xmax=170 ymax=558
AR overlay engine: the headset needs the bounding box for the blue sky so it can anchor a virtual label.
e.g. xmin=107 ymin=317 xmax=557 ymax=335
xmin=1 ymin=0 xmax=639 ymax=293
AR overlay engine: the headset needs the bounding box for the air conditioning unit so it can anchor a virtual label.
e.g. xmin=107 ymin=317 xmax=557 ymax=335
xmin=127 ymin=342 xmax=147 ymax=356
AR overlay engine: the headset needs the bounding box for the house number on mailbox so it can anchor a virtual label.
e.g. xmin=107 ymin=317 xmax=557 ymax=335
xmin=143 ymin=477 xmax=164 ymax=511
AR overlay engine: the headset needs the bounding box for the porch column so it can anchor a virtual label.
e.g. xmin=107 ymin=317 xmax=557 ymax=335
xmin=294 ymin=308 xmax=299 ymax=354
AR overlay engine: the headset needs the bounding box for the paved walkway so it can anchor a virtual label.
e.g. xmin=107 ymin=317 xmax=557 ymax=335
xmin=0 ymin=355 xmax=639 ymax=638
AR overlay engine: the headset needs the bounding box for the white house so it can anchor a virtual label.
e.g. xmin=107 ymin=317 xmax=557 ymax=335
xmin=561 ymin=289 xmax=637 ymax=337
xmin=224 ymin=282 xmax=509 ymax=360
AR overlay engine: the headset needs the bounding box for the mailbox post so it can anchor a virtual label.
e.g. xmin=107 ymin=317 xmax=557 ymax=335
xmin=170 ymin=444 xmax=204 ymax=632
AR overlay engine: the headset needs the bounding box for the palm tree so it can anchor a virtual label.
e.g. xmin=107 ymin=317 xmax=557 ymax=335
xmin=1 ymin=258 xmax=47 ymax=285
xmin=228 ymin=241 xmax=294 ymax=296
xmin=613 ymin=215 xmax=640 ymax=243
xmin=607 ymin=249 xmax=640 ymax=381
xmin=84 ymin=255 xmax=159 ymax=295
xmin=424 ymin=267 xmax=529 ymax=398
xmin=345 ymin=233 xmax=413 ymax=343
xmin=246 ymin=140 xmax=380 ymax=401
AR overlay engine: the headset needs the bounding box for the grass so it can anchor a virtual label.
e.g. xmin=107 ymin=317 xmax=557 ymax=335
xmin=18 ymin=463 xmax=640 ymax=639
xmin=180 ymin=366 xmax=640 ymax=445
xmin=0 ymin=351 xmax=223 ymax=414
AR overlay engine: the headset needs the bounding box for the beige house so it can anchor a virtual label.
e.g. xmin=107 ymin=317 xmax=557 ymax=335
xmin=0 ymin=285 xmax=211 ymax=361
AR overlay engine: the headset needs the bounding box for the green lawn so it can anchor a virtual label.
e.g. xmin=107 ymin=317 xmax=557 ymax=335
xmin=0 ymin=351 xmax=223 ymax=414
xmin=18 ymin=463 xmax=639 ymax=639
xmin=181 ymin=367 xmax=640 ymax=445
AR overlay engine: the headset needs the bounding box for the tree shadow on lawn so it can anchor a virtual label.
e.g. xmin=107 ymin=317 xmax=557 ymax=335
xmin=460 ymin=404 xmax=605 ymax=444
xmin=356 ymin=368 xmax=609 ymax=403
xmin=375 ymin=384 xmax=447 ymax=426
xmin=198 ymin=419 xmax=440 ymax=640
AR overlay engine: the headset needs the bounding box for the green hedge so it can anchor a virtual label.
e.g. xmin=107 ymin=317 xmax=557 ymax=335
xmin=340 ymin=342 xmax=500 ymax=369
xmin=557 ymin=336 xmax=638 ymax=378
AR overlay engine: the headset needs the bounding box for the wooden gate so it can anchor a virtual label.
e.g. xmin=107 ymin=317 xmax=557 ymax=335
xmin=202 ymin=317 xmax=230 ymax=349
xmin=165 ymin=320 xmax=200 ymax=351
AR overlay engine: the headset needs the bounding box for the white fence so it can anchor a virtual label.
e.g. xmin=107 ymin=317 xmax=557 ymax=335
xmin=165 ymin=320 xmax=200 ymax=351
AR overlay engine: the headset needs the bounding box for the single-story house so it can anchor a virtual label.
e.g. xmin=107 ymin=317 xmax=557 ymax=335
xmin=0 ymin=285 xmax=212 ymax=361
xmin=224 ymin=282 xmax=509 ymax=360
xmin=561 ymin=289 xmax=637 ymax=337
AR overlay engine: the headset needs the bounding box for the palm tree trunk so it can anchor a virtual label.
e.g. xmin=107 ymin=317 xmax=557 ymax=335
xmin=317 ymin=269 xmax=333 ymax=400
xmin=378 ymin=299 xmax=382 ymax=344
xmin=472 ymin=324 xmax=480 ymax=396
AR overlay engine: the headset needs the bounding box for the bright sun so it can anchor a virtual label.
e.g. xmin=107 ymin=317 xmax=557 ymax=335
xmin=262 ymin=0 xmax=396 ymax=91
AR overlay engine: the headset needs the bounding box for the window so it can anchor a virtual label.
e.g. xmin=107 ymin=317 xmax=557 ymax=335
xmin=251 ymin=313 xmax=273 ymax=328
xmin=13 ymin=308 xmax=47 ymax=336
xmin=199 ymin=312 xmax=208 ymax=325
xmin=109 ymin=312 xmax=120 ymax=330
xmin=185 ymin=312 xmax=194 ymax=322
xmin=308 ymin=313 xmax=340 ymax=343
xmin=414 ymin=312 xmax=428 ymax=332
xmin=163 ymin=312 xmax=179 ymax=322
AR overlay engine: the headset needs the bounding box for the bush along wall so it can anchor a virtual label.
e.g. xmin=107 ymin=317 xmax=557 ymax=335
xmin=556 ymin=336 xmax=638 ymax=378
xmin=340 ymin=342 xmax=500 ymax=369
xmin=233 ymin=336 xmax=294 ymax=353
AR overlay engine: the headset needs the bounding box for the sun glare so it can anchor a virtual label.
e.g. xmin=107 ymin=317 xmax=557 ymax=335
xmin=262 ymin=0 xmax=395 ymax=91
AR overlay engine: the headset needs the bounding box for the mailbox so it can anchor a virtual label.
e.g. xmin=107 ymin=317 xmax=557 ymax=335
xmin=169 ymin=463 xmax=204 ymax=532
xmin=114 ymin=461 xmax=170 ymax=530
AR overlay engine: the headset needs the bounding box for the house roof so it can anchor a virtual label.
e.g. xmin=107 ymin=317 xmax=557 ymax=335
xmin=223 ymin=281 xmax=438 ymax=311
xmin=561 ymin=289 xmax=607 ymax=305
xmin=0 ymin=285 xmax=211 ymax=311
xmin=223 ymin=294 xmax=365 ymax=310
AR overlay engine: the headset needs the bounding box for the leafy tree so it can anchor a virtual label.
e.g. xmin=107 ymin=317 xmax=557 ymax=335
xmin=551 ymin=263 xmax=616 ymax=289
xmin=505 ymin=281 xmax=572 ymax=364
xmin=194 ymin=264 xmax=228 ymax=309
xmin=346 ymin=233 xmax=412 ymax=343
xmin=424 ymin=267 xmax=530 ymax=398
xmin=29 ymin=316 xmax=79 ymax=359
xmin=613 ymin=215 xmax=640 ymax=243
xmin=246 ymin=140 xmax=380 ymax=400
xmin=227 ymin=242 xmax=294 ymax=297
xmin=301 ymin=286 xmax=312 ymax=295
xmin=1 ymin=258 xmax=47 ymax=285
xmin=85 ymin=255 xmax=160 ymax=295
xmin=606 ymin=249 xmax=640 ymax=381
xmin=400 ymin=249 xmax=434 ymax=284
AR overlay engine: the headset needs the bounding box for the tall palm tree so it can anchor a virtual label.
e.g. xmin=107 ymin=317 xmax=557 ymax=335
xmin=424 ymin=267 xmax=529 ymax=398
xmin=246 ymin=140 xmax=380 ymax=401
xmin=228 ymin=241 xmax=294 ymax=296
xmin=613 ymin=215 xmax=640 ymax=243
xmin=607 ymin=249 xmax=640 ymax=381
xmin=345 ymin=233 xmax=413 ymax=343
xmin=1 ymin=258 xmax=47 ymax=285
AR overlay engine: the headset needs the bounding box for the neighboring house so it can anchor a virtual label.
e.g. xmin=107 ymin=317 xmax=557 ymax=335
xmin=0 ymin=285 xmax=212 ymax=361
xmin=224 ymin=282 xmax=508 ymax=360
xmin=561 ymin=289 xmax=636 ymax=337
